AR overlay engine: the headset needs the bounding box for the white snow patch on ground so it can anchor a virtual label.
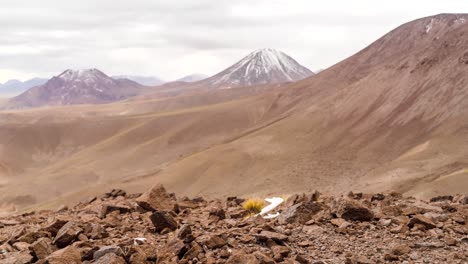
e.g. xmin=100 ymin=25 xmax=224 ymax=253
xmin=425 ymin=19 xmax=434 ymax=33
xmin=257 ymin=197 xmax=283 ymax=219
xmin=134 ymin=237 xmax=147 ymax=245
xmin=455 ymin=17 xmax=466 ymax=25
xmin=263 ymin=212 xmax=280 ymax=219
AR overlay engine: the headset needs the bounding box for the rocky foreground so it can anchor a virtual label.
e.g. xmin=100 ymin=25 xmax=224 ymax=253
xmin=0 ymin=185 xmax=467 ymax=264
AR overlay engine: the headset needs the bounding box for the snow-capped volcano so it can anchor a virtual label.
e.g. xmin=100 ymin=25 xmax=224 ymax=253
xmin=57 ymin=69 xmax=109 ymax=82
xmin=9 ymin=69 xmax=143 ymax=107
xmin=202 ymin=48 xmax=313 ymax=88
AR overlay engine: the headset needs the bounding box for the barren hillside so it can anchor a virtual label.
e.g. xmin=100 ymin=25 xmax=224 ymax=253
xmin=1 ymin=14 xmax=468 ymax=215
xmin=0 ymin=84 xmax=289 ymax=214
xmin=150 ymin=14 xmax=468 ymax=199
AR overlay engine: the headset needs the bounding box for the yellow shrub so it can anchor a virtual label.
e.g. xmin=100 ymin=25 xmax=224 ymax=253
xmin=243 ymin=199 xmax=265 ymax=214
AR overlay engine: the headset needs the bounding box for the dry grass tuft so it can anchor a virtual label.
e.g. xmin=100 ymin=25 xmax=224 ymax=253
xmin=243 ymin=198 xmax=265 ymax=214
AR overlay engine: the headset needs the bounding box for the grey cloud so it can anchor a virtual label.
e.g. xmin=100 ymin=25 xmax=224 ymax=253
xmin=0 ymin=0 xmax=466 ymax=81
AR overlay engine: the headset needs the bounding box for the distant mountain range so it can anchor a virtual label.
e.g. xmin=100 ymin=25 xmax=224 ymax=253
xmin=0 ymin=74 xmax=208 ymax=96
xmin=175 ymin=73 xmax=209 ymax=83
xmin=2 ymin=48 xmax=312 ymax=107
xmin=0 ymin=78 xmax=47 ymax=95
xmin=111 ymin=74 xmax=209 ymax=86
xmin=112 ymin=74 xmax=209 ymax=86
xmin=112 ymin=75 xmax=164 ymax=86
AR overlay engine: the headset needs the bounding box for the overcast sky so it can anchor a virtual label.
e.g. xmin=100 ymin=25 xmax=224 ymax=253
xmin=1 ymin=0 xmax=468 ymax=83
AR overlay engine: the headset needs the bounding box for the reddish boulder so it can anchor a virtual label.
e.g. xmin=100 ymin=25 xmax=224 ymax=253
xmin=182 ymin=243 xmax=203 ymax=260
xmin=0 ymin=251 xmax=33 ymax=264
xmin=255 ymin=231 xmax=288 ymax=242
xmin=408 ymin=215 xmax=436 ymax=230
xmin=336 ymin=201 xmax=374 ymax=222
xmin=227 ymin=207 xmax=249 ymax=219
xmin=176 ymin=224 xmax=193 ymax=242
xmin=278 ymin=202 xmax=322 ymax=224
xmin=46 ymin=245 xmax=82 ymax=264
xmin=196 ymin=234 xmax=227 ymax=249
xmin=136 ymin=184 xmax=176 ymax=212
xmin=226 ymin=249 xmax=260 ymax=264
xmin=209 ymin=207 xmax=226 ymax=220
xmin=42 ymin=218 xmax=68 ymax=237
xmin=53 ymin=221 xmax=83 ymax=248
xmin=93 ymin=245 xmax=124 ymax=260
xmin=31 ymin=237 xmax=56 ymax=260
xmin=94 ymin=252 xmax=126 ymax=264
xmin=99 ymin=204 xmax=131 ymax=218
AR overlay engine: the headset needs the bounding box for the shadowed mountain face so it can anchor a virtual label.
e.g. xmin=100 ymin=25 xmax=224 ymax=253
xmin=7 ymin=69 xmax=144 ymax=108
xmin=1 ymin=14 xmax=468 ymax=214
xmin=198 ymin=48 xmax=314 ymax=89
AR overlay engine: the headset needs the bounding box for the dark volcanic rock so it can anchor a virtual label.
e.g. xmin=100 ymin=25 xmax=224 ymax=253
xmin=99 ymin=204 xmax=131 ymax=218
xmin=336 ymin=200 xmax=374 ymax=222
xmin=430 ymin=195 xmax=453 ymax=203
xmin=149 ymin=211 xmax=178 ymax=232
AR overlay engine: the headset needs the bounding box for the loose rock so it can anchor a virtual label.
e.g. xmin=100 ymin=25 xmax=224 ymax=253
xmin=53 ymin=221 xmax=83 ymax=248
xmin=136 ymin=184 xmax=176 ymax=212
xmin=278 ymin=201 xmax=322 ymax=224
xmin=336 ymin=200 xmax=374 ymax=222
xmin=149 ymin=211 xmax=178 ymax=232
